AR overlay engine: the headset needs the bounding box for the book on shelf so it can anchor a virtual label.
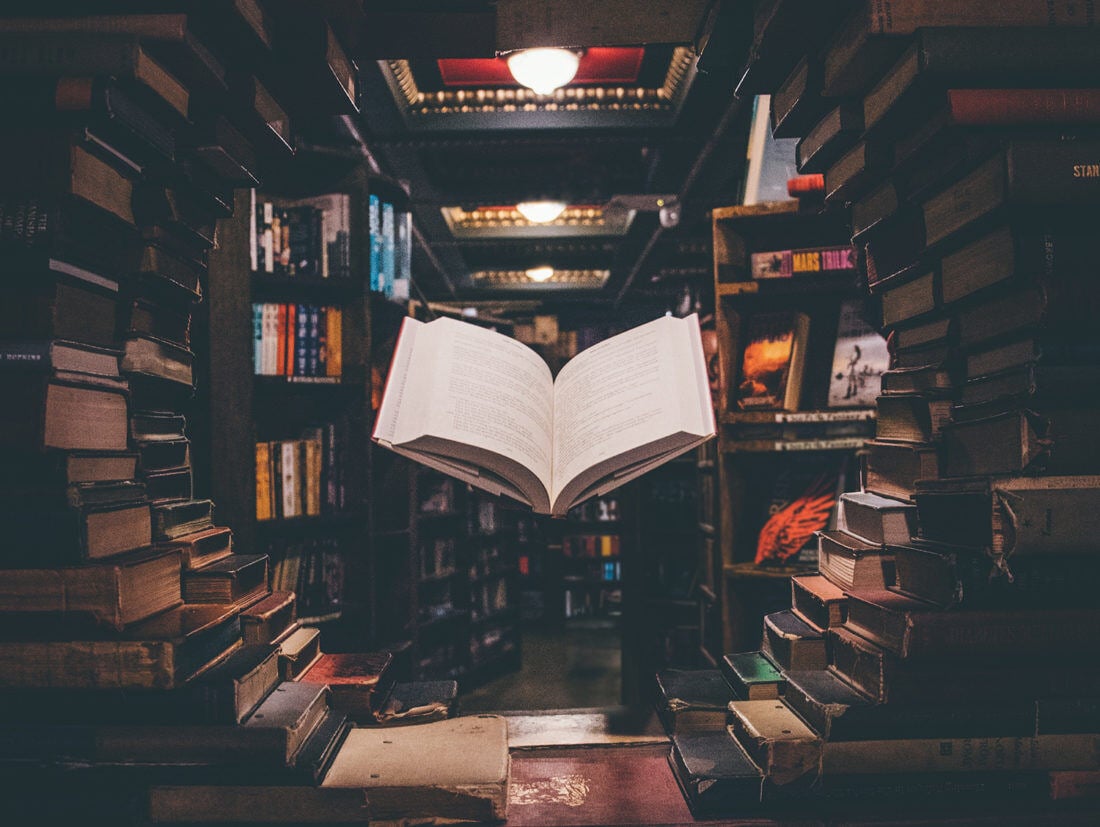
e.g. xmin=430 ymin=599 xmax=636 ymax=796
xmin=0 ymin=546 xmax=181 ymax=631
xmin=0 ymin=602 xmax=240 ymax=692
xmin=749 ymin=244 xmax=855 ymax=279
xmin=735 ymin=310 xmax=809 ymax=412
xmin=827 ymin=298 xmax=888 ymax=408
xmin=373 ymin=313 xmax=714 ymax=516
xmin=251 ymin=191 xmax=350 ymax=279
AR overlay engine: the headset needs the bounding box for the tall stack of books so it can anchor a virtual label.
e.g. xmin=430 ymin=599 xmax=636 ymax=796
xmin=0 ymin=6 xmax=359 ymax=821
xmin=666 ymin=2 xmax=1100 ymax=817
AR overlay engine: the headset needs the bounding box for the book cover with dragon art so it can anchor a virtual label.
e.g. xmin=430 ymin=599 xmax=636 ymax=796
xmin=753 ymin=453 xmax=853 ymax=567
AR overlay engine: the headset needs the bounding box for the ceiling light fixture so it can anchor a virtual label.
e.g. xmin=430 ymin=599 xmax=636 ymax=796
xmin=516 ymin=200 xmax=567 ymax=223
xmin=506 ymin=48 xmax=581 ymax=95
xmin=525 ymin=266 xmax=555 ymax=282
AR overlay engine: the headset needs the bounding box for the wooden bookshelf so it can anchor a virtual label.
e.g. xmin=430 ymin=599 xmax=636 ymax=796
xmin=711 ymin=201 xmax=875 ymax=653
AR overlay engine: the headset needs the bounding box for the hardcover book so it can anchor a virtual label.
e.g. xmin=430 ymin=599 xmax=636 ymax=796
xmin=373 ymin=314 xmax=714 ymax=516
xmin=735 ymin=311 xmax=809 ymax=411
xmin=782 ymin=668 xmax=1037 ymax=742
xmin=297 ymin=651 xmax=395 ymax=722
xmin=371 ymin=680 xmax=458 ymax=726
xmin=720 ymin=651 xmax=784 ymax=701
xmin=0 ymin=546 xmax=181 ymax=630
xmin=320 ymin=715 xmax=509 ymax=822
xmin=278 ymin=625 xmax=322 ymax=680
xmin=240 ymin=590 xmax=297 ymax=646
xmin=761 ymin=609 xmax=827 ymax=671
xmin=655 ymin=669 xmax=736 ymax=734
xmin=183 ymin=553 xmax=269 ymax=608
xmin=816 ymin=529 xmax=895 ymax=591
xmin=836 ymin=491 xmax=916 ymax=547
xmin=668 ymin=730 xmax=765 ymax=815
xmin=790 ymin=574 xmax=848 ymax=630
xmin=0 ymin=602 xmax=237 ymax=690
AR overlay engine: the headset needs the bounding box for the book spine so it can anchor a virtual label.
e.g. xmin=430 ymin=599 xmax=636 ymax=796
xmin=369 ymin=194 xmax=381 ymax=292
xmin=284 ymin=303 xmax=296 ymax=377
xmin=307 ymin=305 xmax=320 ymax=377
xmin=381 ymin=200 xmax=395 ymax=297
xmin=0 ymin=340 xmax=53 ymax=369
xmin=327 ymin=307 xmax=342 ymax=377
xmin=281 ymin=440 xmax=296 ymax=518
xmin=316 ymin=306 xmax=328 ymax=377
xmin=262 ymin=201 xmax=274 ymax=273
xmin=295 ymin=303 xmax=308 ymax=377
xmin=256 ymin=442 xmax=271 ymax=521
xmin=275 ymin=303 xmax=287 ymax=376
xmin=251 ymin=304 xmax=262 ymax=375
xmin=947 ymin=88 xmax=1100 ymax=125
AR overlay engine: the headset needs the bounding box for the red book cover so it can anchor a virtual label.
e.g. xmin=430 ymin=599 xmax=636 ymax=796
xmin=284 ymin=303 xmax=296 ymax=376
xmin=947 ymin=88 xmax=1100 ymax=125
xmin=275 ymin=303 xmax=287 ymax=375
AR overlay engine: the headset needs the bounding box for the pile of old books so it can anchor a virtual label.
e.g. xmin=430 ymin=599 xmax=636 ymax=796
xmin=660 ymin=1 xmax=1100 ymax=818
xmin=0 ymin=5 xmax=506 ymax=824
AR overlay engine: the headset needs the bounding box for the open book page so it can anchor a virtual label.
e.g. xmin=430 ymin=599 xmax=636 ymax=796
xmin=377 ymin=317 xmax=556 ymax=509
xmin=551 ymin=314 xmax=714 ymax=512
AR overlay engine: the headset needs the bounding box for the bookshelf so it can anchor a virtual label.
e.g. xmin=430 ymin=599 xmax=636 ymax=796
xmin=205 ymin=157 xmax=412 ymax=649
xmin=711 ymin=200 xmax=878 ymax=652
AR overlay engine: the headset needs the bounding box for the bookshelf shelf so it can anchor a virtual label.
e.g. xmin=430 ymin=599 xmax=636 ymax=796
xmin=712 ymin=201 xmax=877 ymax=654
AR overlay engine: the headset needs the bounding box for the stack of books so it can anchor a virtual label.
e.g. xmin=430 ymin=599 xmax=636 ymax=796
xmin=664 ymin=3 xmax=1100 ymax=817
xmin=0 ymin=5 xmax=364 ymax=821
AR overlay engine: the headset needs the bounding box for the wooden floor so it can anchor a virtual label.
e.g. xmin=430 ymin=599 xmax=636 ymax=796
xmin=459 ymin=619 xmax=624 ymax=712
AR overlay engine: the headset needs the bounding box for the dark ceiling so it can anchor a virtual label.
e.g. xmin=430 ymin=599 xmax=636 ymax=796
xmin=324 ymin=0 xmax=757 ymax=317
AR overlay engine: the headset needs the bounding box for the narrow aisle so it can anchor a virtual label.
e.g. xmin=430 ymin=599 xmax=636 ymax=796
xmin=459 ymin=619 xmax=622 ymax=712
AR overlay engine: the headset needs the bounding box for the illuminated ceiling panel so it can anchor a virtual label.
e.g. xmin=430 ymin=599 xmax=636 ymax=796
xmin=441 ymin=204 xmax=635 ymax=239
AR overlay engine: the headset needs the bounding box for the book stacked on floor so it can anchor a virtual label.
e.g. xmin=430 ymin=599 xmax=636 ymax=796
xmin=667 ymin=9 xmax=1100 ymax=815
xmin=0 ymin=6 xmax=359 ymax=822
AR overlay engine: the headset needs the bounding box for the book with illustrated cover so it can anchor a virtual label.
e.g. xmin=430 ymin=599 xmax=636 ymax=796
xmin=828 ymin=298 xmax=888 ymax=407
xmin=373 ymin=314 xmax=714 ymax=516
xmin=736 ymin=311 xmax=809 ymax=411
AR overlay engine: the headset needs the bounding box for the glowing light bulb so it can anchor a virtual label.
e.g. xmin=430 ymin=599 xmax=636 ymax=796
xmin=516 ymin=200 xmax=567 ymax=223
xmin=506 ymin=48 xmax=580 ymax=95
xmin=525 ymin=266 xmax=555 ymax=282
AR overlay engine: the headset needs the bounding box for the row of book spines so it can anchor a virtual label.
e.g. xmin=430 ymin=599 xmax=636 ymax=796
xmin=252 ymin=199 xmax=350 ymax=279
xmin=251 ymin=303 xmax=342 ymax=378
xmin=368 ymin=194 xmax=411 ymax=299
xmin=268 ymin=542 xmax=344 ymax=617
xmin=563 ymin=534 xmax=621 ymax=558
xmin=255 ymin=438 xmax=342 ymax=521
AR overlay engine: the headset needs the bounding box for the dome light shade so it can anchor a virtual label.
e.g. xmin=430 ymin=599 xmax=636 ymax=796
xmin=516 ymin=200 xmax=567 ymax=223
xmin=525 ymin=266 xmax=555 ymax=282
xmin=506 ymin=48 xmax=580 ymax=95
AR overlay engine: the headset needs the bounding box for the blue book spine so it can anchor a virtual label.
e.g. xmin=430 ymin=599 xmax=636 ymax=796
xmin=369 ymin=194 xmax=382 ymax=292
xmin=252 ymin=303 xmax=263 ymax=374
xmin=381 ymin=200 xmax=395 ymax=298
xmin=307 ymin=305 xmax=320 ymax=376
xmin=295 ymin=303 xmax=309 ymax=377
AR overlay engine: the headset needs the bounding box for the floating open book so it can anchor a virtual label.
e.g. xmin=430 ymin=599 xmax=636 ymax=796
xmin=373 ymin=314 xmax=716 ymax=516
